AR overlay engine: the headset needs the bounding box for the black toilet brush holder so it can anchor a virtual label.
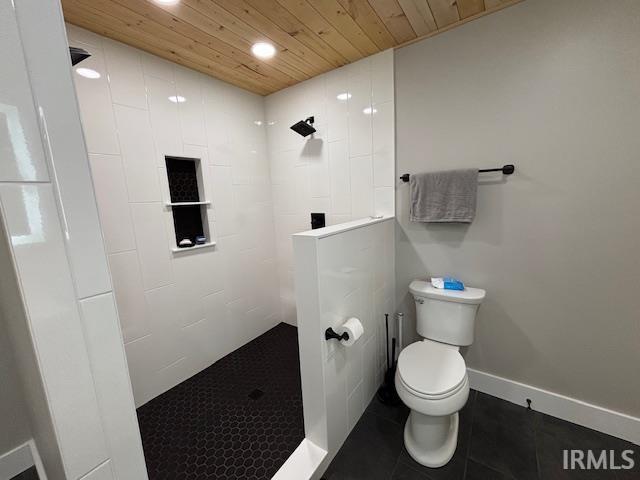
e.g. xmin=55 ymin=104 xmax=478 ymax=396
xmin=377 ymin=314 xmax=400 ymax=405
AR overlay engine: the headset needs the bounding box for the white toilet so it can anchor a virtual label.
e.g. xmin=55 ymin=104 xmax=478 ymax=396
xmin=395 ymin=280 xmax=485 ymax=468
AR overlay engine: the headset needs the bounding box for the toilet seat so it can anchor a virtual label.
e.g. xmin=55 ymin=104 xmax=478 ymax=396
xmin=397 ymin=340 xmax=467 ymax=400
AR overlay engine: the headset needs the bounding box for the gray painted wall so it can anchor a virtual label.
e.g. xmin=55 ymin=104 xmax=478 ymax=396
xmin=395 ymin=0 xmax=640 ymax=417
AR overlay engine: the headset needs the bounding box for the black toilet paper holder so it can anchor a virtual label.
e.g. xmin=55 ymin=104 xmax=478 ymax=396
xmin=325 ymin=327 xmax=349 ymax=342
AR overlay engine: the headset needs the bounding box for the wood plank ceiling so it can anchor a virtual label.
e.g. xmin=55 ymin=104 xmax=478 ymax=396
xmin=62 ymin=0 xmax=521 ymax=95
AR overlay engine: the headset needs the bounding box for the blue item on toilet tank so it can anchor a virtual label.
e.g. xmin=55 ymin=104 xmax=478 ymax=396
xmin=431 ymin=277 xmax=465 ymax=291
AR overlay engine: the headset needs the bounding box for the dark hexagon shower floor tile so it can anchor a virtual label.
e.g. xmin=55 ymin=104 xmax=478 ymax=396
xmin=137 ymin=323 xmax=304 ymax=480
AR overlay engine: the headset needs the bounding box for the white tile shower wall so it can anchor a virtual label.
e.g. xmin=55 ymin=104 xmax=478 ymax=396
xmin=68 ymin=25 xmax=281 ymax=406
xmin=266 ymin=50 xmax=395 ymax=325
xmin=293 ymin=217 xmax=395 ymax=464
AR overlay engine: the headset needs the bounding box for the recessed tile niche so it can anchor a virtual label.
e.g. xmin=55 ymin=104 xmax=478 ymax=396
xmin=165 ymin=156 xmax=212 ymax=251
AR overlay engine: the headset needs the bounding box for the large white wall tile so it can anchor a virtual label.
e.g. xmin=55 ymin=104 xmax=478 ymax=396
xmin=350 ymin=155 xmax=374 ymax=219
xmin=145 ymin=75 xmax=183 ymax=160
xmin=325 ymin=69 xmax=349 ymax=143
xmin=145 ymin=284 xmax=185 ymax=369
xmin=374 ymin=187 xmax=395 ymax=217
xmin=204 ymin=103 xmax=231 ymax=166
xmin=78 ymin=293 xmax=148 ymax=480
xmin=103 ymin=40 xmax=147 ymax=110
xmin=108 ymin=251 xmax=151 ymax=343
xmin=172 ymin=252 xmax=207 ymax=327
xmin=88 ymin=154 xmax=136 ymax=253
xmin=372 ymin=101 xmax=394 ymax=187
xmin=210 ymin=165 xmax=239 ymax=237
xmin=372 ymin=49 xmax=394 ymax=105
xmin=175 ymin=68 xmax=207 ymax=147
xmin=73 ymin=43 xmax=120 ymax=155
xmin=328 ymin=140 xmax=351 ymax=215
xmin=140 ymin=52 xmax=175 ymax=82
xmin=347 ymin=67 xmax=372 ymax=158
xmin=113 ymin=104 xmax=161 ymax=202
xmin=0 ymin=6 xmax=49 ymax=182
xmin=130 ymin=203 xmax=173 ymax=290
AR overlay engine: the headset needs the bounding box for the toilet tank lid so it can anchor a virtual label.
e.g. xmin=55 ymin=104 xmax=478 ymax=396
xmin=410 ymin=280 xmax=486 ymax=304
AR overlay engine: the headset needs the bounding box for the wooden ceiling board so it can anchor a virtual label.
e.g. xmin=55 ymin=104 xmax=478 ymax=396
xmin=245 ymin=0 xmax=349 ymax=68
xmin=211 ymin=0 xmax=331 ymax=76
xmin=306 ymin=0 xmax=380 ymax=56
xmin=62 ymin=0 xmax=523 ymax=95
xmin=397 ymin=0 xmax=437 ymax=36
xmin=367 ymin=0 xmax=417 ymax=43
xmin=337 ymin=0 xmax=397 ymax=51
xmin=456 ymin=0 xmax=486 ymax=19
xmin=428 ymin=0 xmax=461 ymax=28
xmin=275 ymin=0 xmax=364 ymax=63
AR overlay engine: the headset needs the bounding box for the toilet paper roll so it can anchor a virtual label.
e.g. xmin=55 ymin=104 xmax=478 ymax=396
xmin=335 ymin=317 xmax=364 ymax=347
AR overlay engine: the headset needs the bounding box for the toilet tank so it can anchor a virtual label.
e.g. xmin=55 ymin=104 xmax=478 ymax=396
xmin=409 ymin=280 xmax=485 ymax=346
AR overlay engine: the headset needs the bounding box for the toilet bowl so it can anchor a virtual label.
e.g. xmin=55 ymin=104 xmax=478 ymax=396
xmin=395 ymin=339 xmax=469 ymax=467
xmin=397 ymin=280 xmax=485 ymax=468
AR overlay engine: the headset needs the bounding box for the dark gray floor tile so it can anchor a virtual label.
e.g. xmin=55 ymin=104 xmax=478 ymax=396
xmin=325 ymin=412 xmax=405 ymax=480
xmin=366 ymin=395 xmax=410 ymax=426
xmin=391 ymin=461 xmax=431 ymax=480
xmin=351 ymin=410 xmax=406 ymax=459
xmin=11 ymin=466 xmax=39 ymax=480
xmin=465 ymin=460 xmax=511 ymax=480
xmin=397 ymin=390 xmax=477 ymax=480
xmin=325 ymin=440 xmax=398 ymax=480
xmin=536 ymin=413 xmax=638 ymax=480
xmin=468 ymin=392 xmax=538 ymax=480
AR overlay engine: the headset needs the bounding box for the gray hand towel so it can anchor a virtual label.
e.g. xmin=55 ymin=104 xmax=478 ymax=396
xmin=409 ymin=169 xmax=479 ymax=223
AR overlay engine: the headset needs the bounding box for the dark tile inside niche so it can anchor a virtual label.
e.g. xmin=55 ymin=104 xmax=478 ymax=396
xmin=136 ymin=323 xmax=304 ymax=480
xmin=166 ymin=156 xmax=199 ymax=203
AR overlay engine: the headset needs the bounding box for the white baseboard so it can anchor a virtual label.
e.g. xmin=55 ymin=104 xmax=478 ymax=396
xmin=467 ymin=368 xmax=640 ymax=446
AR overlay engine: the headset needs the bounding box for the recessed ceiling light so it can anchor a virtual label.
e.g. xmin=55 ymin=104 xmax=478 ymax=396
xmin=153 ymin=0 xmax=180 ymax=5
xmin=363 ymin=106 xmax=377 ymax=115
xmin=168 ymin=95 xmax=186 ymax=103
xmin=336 ymin=92 xmax=351 ymax=101
xmin=251 ymin=42 xmax=276 ymax=60
xmin=76 ymin=67 xmax=101 ymax=79
xmin=254 ymin=120 xmax=263 ymax=126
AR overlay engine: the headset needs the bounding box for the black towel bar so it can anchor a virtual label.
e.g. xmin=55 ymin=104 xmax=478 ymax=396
xmin=400 ymin=164 xmax=514 ymax=183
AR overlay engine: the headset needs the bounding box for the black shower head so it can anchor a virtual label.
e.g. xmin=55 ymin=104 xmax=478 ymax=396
xmin=290 ymin=116 xmax=316 ymax=137
xmin=69 ymin=46 xmax=91 ymax=66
